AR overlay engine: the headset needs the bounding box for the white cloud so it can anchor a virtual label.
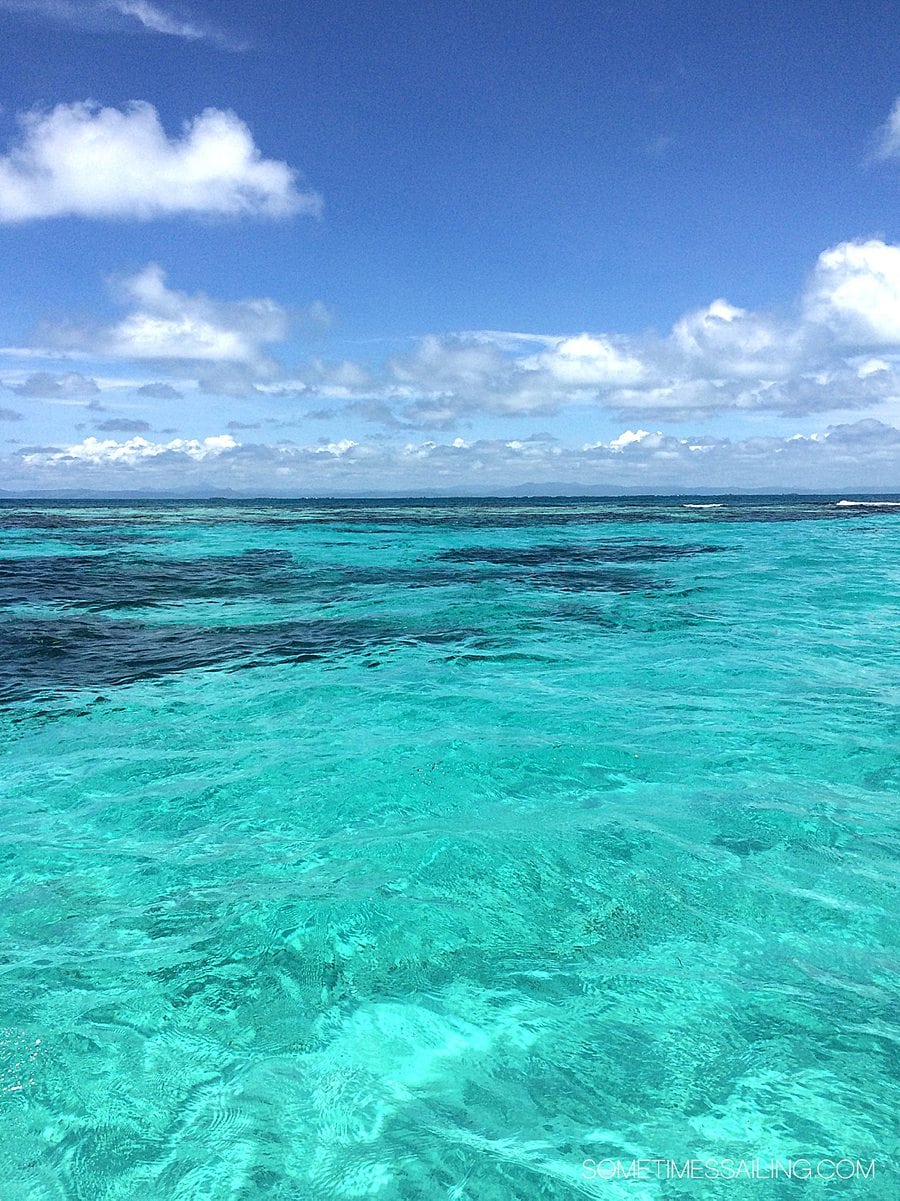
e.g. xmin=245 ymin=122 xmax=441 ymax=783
xmin=803 ymin=239 xmax=900 ymax=347
xmin=0 ymin=102 xmax=318 ymax=222
xmin=460 ymin=330 xmax=561 ymax=350
xmin=671 ymin=299 xmax=804 ymax=379
xmin=49 ymin=264 xmax=289 ymax=368
xmin=9 ymin=238 xmax=900 ymax=426
xmin=388 ymin=335 xmax=509 ymax=397
xmin=379 ymin=334 xmax=646 ymax=421
xmin=873 ymin=97 xmax=900 ymax=160
xmin=12 ymin=420 xmax=900 ymax=494
xmin=606 ymin=378 xmax=734 ymax=415
xmin=348 ymin=240 xmax=900 ymax=423
xmin=527 ymin=334 xmax=646 ymax=386
xmin=112 ymin=1 xmax=209 ymax=41
xmin=312 ymin=359 xmax=373 ymax=391
xmin=24 ymin=433 xmax=237 ymax=465
xmin=0 ymin=1 xmax=244 ymax=48
xmin=313 ymin=439 xmax=358 ymax=456
xmin=608 ymin=428 xmax=653 ymax=451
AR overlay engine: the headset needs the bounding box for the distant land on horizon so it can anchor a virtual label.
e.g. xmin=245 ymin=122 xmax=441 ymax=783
xmin=3 ymin=486 xmax=900 ymax=502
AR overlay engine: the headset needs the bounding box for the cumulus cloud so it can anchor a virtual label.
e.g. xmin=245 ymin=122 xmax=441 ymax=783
xmin=312 ymin=438 xmax=358 ymax=456
xmin=48 ymin=264 xmax=289 ymax=370
xmin=9 ymin=238 xmax=900 ymax=428
xmin=307 ymin=358 xmax=374 ymax=393
xmin=524 ymin=333 xmax=646 ymax=387
xmin=0 ymin=101 xmax=318 ymax=222
xmin=388 ymin=336 xmax=511 ymax=404
xmin=95 ymin=417 xmax=151 ymax=432
xmin=6 ymin=371 xmax=100 ymax=398
xmin=607 ymin=429 xmax=653 ymax=450
xmin=0 ymin=406 xmax=23 ymax=421
xmin=24 ymin=433 xmax=236 ymax=465
xmin=671 ymin=299 xmax=805 ymax=379
xmin=136 ymin=381 xmax=182 ymax=399
xmin=0 ymin=1 xmax=245 ymax=49
xmin=802 ymin=239 xmax=900 ymax=347
xmin=303 ymin=239 xmax=900 ymax=425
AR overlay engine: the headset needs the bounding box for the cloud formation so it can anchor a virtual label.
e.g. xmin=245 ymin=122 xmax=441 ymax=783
xmin=95 ymin=417 xmax=152 ymax=432
xmin=296 ymin=239 xmax=900 ymax=425
xmin=48 ymin=264 xmax=289 ymax=368
xmin=803 ymin=240 xmax=900 ymax=346
xmin=112 ymin=1 xmax=226 ymax=43
xmin=24 ymin=432 xmax=236 ymax=465
xmin=0 ymin=1 xmax=244 ymax=48
xmin=10 ymin=239 xmax=900 ymax=431
xmin=873 ymin=97 xmax=900 ymax=160
xmin=11 ymin=420 xmax=900 ymax=494
xmin=0 ymin=102 xmax=318 ymax=222
xmin=6 ymin=371 xmax=100 ymax=398
xmin=136 ymin=381 xmax=182 ymax=400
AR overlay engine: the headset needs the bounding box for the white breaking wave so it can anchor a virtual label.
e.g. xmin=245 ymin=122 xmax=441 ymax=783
xmin=836 ymin=499 xmax=900 ymax=506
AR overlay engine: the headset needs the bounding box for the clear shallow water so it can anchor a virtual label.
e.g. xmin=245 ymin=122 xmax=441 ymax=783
xmin=0 ymin=496 xmax=898 ymax=1199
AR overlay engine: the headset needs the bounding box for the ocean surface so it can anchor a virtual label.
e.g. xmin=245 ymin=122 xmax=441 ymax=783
xmin=1 ymin=496 xmax=898 ymax=1200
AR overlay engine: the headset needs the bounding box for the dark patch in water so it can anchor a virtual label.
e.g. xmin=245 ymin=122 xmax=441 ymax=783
xmin=436 ymin=542 xmax=722 ymax=565
xmin=710 ymin=834 xmax=773 ymax=857
xmin=0 ymin=549 xmax=663 ymax=612
xmin=0 ymin=549 xmax=298 ymax=609
xmin=502 ymin=567 xmax=660 ymax=593
xmin=556 ymin=610 xmax=715 ymax=635
xmin=0 ymin=511 xmax=95 ymax=531
xmin=0 ymin=616 xmax=472 ymax=704
xmin=328 ymin=564 xmax=662 ymax=593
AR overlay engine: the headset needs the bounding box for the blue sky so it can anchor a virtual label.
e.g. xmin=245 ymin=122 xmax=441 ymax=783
xmin=2 ymin=0 xmax=900 ymax=493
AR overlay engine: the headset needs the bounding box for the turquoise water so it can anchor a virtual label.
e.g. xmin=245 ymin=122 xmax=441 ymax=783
xmin=1 ymin=497 xmax=898 ymax=1199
